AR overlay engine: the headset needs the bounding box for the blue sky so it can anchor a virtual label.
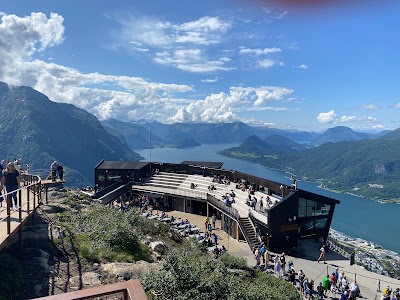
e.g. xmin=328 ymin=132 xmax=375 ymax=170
xmin=1 ymin=0 xmax=400 ymax=131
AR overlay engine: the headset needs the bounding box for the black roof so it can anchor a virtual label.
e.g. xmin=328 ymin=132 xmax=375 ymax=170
xmin=96 ymin=161 xmax=150 ymax=170
xmin=181 ymin=161 xmax=224 ymax=169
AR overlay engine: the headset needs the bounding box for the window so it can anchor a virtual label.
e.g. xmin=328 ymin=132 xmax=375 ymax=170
xmin=298 ymin=198 xmax=330 ymax=217
xmin=315 ymin=218 xmax=327 ymax=229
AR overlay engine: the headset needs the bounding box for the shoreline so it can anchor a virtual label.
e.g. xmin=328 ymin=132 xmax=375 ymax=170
xmin=218 ymin=151 xmax=400 ymax=204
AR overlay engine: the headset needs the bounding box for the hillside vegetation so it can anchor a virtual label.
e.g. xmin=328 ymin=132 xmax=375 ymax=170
xmin=219 ymin=131 xmax=400 ymax=202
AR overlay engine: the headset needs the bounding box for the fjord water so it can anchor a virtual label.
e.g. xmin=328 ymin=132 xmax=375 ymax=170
xmin=137 ymin=143 xmax=400 ymax=254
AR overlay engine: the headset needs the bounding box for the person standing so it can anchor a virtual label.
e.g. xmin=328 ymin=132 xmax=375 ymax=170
xmin=57 ymin=164 xmax=64 ymax=181
xmin=317 ymin=245 xmax=327 ymax=263
xmin=51 ymin=161 xmax=58 ymax=181
xmin=280 ymin=253 xmax=286 ymax=274
xmin=264 ymin=248 xmax=270 ymax=271
xmin=3 ymin=163 xmax=21 ymax=210
xmin=211 ymin=214 xmax=216 ymax=228
xmin=0 ymin=171 xmax=4 ymax=208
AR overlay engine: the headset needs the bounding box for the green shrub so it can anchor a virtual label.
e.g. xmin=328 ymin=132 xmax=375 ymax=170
xmin=141 ymin=243 xmax=300 ymax=300
xmin=61 ymin=204 xmax=151 ymax=262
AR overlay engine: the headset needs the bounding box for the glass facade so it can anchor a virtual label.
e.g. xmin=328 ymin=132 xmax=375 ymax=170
xmin=298 ymin=198 xmax=331 ymax=217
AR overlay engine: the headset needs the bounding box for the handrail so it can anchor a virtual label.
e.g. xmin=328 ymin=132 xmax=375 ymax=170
xmin=33 ymin=279 xmax=147 ymax=300
xmin=206 ymin=194 xmax=240 ymax=221
xmin=238 ymin=217 xmax=255 ymax=250
xmin=0 ymin=174 xmax=42 ymax=249
xmin=93 ymin=181 xmax=124 ymax=199
xmin=100 ymin=182 xmax=133 ymax=205
xmin=249 ymin=208 xmax=269 ymax=229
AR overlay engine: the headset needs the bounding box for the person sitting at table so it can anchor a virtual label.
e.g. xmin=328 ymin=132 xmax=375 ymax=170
xmin=225 ymin=197 xmax=231 ymax=207
xmin=185 ymin=219 xmax=189 ymax=224
xmin=160 ymin=212 xmax=166 ymax=219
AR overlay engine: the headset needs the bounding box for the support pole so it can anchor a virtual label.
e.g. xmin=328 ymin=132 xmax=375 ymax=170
xmin=19 ymin=189 xmax=22 ymax=222
xmin=45 ymin=184 xmax=48 ymax=204
xmin=7 ymin=194 xmax=11 ymax=234
xmin=27 ymin=185 xmax=30 ymax=214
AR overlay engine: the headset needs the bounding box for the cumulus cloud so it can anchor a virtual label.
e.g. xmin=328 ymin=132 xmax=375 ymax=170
xmin=297 ymin=64 xmax=308 ymax=69
xmin=154 ymin=49 xmax=234 ymax=73
xmin=239 ymin=47 xmax=281 ymax=55
xmin=317 ymin=110 xmax=378 ymax=124
xmin=317 ymin=110 xmax=337 ymax=124
xmin=168 ymin=86 xmax=294 ymax=123
xmin=360 ymin=104 xmax=379 ymax=110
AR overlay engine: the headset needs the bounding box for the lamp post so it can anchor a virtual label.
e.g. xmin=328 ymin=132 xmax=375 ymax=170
xmin=280 ymin=184 xmax=284 ymax=199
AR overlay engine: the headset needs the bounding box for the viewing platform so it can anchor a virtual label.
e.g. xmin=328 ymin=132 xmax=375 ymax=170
xmin=96 ymin=161 xmax=340 ymax=251
xmin=0 ymin=174 xmax=42 ymax=250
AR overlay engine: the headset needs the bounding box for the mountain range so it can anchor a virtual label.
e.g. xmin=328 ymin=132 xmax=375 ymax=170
xmin=0 ymin=82 xmax=142 ymax=187
xmin=218 ymin=128 xmax=400 ymax=202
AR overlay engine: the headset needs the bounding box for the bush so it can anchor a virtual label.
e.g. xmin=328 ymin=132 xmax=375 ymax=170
xmin=60 ymin=204 xmax=151 ymax=262
xmin=141 ymin=243 xmax=300 ymax=300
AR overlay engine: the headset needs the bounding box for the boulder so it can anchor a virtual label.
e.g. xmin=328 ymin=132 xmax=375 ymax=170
xmin=48 ymin=225 xmax=66 ymax=240
xmin=149 ymin=241 xmax=169 ymax=254
xmin=70 ymin=272 xmax=103 ymax=287
xmin=101 ymin=261 xmax=158 ymax=280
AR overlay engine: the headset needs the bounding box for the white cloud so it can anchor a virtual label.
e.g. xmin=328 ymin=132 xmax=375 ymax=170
xmin=232 ymin=86 xmax=293 ymax=106
xmin=317 ymin=110 xmax=378 ymax=124
xmin=391 ymin=102 xmax=400 ymax=109
xmin=297 ymin=64 xmax=308 ymax=69
xmin=168 ymin=85 xmax=294 ymax=123
xmin=116 ymin=15 xmax=231 ymax=48
xmin=201 ymin=77 xmax=219 ymax=83
xmin=372 ymin=124 xmax=384 ymax=129
xmin=239 ymin=47 xmax=281 ymax=55
xmin=154 ymin=49 xmax=234 ymax=73
xmin=0 ymin=12 xmax=6 ymax=17
xmin=360 ymin=104 xmax=378 ymax=110
xmin=258 ymin=59 xmax=284 ymax=68
xmin=317 ymin=110 xmax=338 ymax=124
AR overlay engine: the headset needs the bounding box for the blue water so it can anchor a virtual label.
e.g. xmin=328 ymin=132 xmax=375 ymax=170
xmin=137 ymin=143 xmax=400 ymax=254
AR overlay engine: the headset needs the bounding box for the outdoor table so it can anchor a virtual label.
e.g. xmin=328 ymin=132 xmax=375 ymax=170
xmin=160 ymin=217 xmax=171 ymax=222
xmin=178 ymin=224 xmax=190 ymax=229
xmin=148 ymin=215 xmax=159 ymax=219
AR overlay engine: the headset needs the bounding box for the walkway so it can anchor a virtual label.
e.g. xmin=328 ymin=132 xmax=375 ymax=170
xmin=0 ymin=178 xmax=41 ymax=250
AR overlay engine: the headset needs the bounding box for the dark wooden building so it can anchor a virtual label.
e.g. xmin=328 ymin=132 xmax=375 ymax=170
xmin=95 ymin=160 xmax=150 ymax=189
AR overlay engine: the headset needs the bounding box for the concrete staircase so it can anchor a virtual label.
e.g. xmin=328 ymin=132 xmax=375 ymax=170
xmin=239 ymin=217 xmax=258 ymax=250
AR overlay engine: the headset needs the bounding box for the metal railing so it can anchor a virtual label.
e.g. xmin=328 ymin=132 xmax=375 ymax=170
xmin=249 ymin=208 xmax=269 ymax=228
xmin=238 ymin=217 xmax=256 ymax=250
xmin=207 ymin=194 xmax=240 ymax=221
xmin=0 ymin=174 xmax=41 ymax=249
xmin=92 ymin=181 xmax=124 ymax=199
xmin=100 ymin=182 xmax=134 ymax=205
xmin=33 ymin=279 xmax=147 ymax=300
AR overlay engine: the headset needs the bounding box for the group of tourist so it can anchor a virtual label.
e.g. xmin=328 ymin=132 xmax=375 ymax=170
xmin=382 ymin=286 xmax=400 ymax=300
xmin=50 ymin=161 xmax=64 ymax=181
xmin=212 ymin=175 xmax=230 ymax=185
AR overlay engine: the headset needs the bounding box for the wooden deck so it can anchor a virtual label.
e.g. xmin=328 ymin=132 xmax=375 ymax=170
xmin=0 ymin=176 xmax=42 ymax=250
